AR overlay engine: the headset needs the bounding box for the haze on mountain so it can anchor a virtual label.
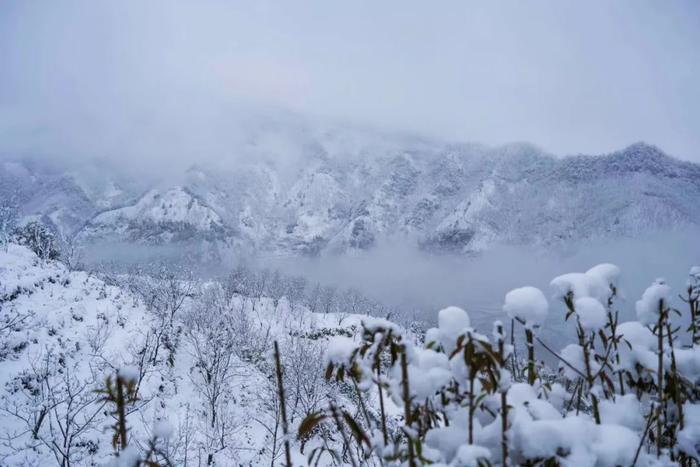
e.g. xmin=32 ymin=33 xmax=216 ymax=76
xmin=1 ymin=0 xmax=700 ymax=173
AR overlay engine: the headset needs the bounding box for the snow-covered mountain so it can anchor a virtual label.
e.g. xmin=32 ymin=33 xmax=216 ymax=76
xmin=2 ymin=120 xmax=699 ymax=257
xmin=78 ymin=187 xmax=231 ymax=245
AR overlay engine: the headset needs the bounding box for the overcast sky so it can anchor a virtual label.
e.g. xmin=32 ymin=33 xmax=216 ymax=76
xmin=1 ymin=0 xmax=699 ymax=166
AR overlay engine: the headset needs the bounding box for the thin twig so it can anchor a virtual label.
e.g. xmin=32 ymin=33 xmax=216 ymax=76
xmin=633 ymin=405 xmax=656 ymax=467
xmin=534 ymin=336 xmax=586 ymax=379
xmin=273 ymin=341 xmax=292 ymax=467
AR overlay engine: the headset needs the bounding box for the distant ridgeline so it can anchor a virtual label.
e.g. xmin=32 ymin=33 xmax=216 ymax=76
xmin=1 ymin=135 xmax=699 ymax=259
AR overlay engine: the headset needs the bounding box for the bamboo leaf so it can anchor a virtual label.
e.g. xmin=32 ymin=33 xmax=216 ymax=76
xmin=298 ymin=412 xmax=327 ymax=439
xmin=342 ymin=410 xmax=371 ymax=448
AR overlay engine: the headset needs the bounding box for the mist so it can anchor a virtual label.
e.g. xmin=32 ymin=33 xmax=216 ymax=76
xmin=75 ymin=226 xmax=700 ymax=347
xmin=262 ymin=228 xmax=700 ymax=344
xmin=1 ymin=0 xmax=700 ymax=172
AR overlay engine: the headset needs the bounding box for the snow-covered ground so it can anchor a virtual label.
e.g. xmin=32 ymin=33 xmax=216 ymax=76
xmin=0 ymin=243 xmax=386 ymax=466
xmin=2 ymin=242 xmax=700 ymax=466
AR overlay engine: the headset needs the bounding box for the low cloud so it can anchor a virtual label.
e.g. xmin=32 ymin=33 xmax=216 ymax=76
xmin=1 ymin=0 xmax=699 ymax=172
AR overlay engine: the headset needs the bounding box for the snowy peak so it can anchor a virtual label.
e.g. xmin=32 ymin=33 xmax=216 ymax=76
xmin=556 ymin=142 xmax=700 ymax=182
xmin=79 ymin=186 xmax=230 ymax=244
xmin=0 ymin=161 xmax=96 ymax=237
xmin=116 ymin=187 xmax=223 ymax=228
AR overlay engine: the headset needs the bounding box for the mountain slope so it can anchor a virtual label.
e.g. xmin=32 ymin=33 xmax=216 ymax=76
xmin=0 ymin=243 xmax=369 ymax=465
xmin=78 ymin=186 xmax=231 ymax=244
xmin=3 ymin=122 xmax=699 ymax=257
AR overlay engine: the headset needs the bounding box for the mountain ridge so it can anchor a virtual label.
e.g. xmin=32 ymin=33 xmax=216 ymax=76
xmin=1 ymin=133 xmax=698 ymax=258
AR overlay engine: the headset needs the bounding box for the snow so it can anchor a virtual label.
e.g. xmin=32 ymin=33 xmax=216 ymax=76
xmin=153 ymin=420 xmax=174 ymax=440
xmin=118 ymin=366 xmax=140 ymax=383
xmin=592 ymin=424 xmax=640 ymax=467
xmin=550 ymin=272 xmax=610 ymax=304
xmin=599 ymin=394 xmax=644 ymax=430
xmin=425 ymin=327 xmax=441 ymax=347
xmin=615 ymin=321 xmax=659 ymax=376
xmin=2 ymin=241 xmax=699 ymax=466
xmin=574 ymin=297 xmax=607 ymax=331
xmin=503 ymin=286 xmax=549 ymax=328
xmin=405 ymin=347 xmax=452 ymax=399
xmin=507 ymin=382 xmax=537 ymax=406
xmin=690 ymin=266 xmax=700 ymax=297
xmin=82 ymin=186 xmax=225 ymax=243
xmin=635 ymin=279 xmax=671 ymax=325
xmin=511 ymin=413 xmax=642 ymax=466
xmin=674 ymin=347 xmax=700 ymax=383
xmin=108 ymin=446 xmax=140 ymax=467
xmin=438 ymin=306 xmax=471 ymax=352
xmin=361 ymin=315 xmax=402 ymax=334
xmin=545 ymin=383 xmax=569 ymax=411
xmin=425 ymin=425 xmax=471 ymax=464
xmin=559 ymin=344 xmax=599 ymax=380
xmin=0 ymin=243 xmax=65 ymax=300
xmin=325 ymin=336 xmax=358 ymax=365
xmin=512 ymin=416 xmax=592 ymax=464
xmin=679 ymin=403 xmax=700 ymax=458
xmin=500 ymin=383 xmax=561 ymax=422
xmin=5 ymin=131 xmax=700 ymax=257
xmin=617 ymin=321 xmax=656 ymax=349
xmin=690 ymin=265 xmax=700 ymax=280
xmin=452 ymin=444 xmax=491 ymax=466
xmin=0 ymin=243 xmax=335 ymax=466
xmin=585 ymin=263 xmax=621 ymax=288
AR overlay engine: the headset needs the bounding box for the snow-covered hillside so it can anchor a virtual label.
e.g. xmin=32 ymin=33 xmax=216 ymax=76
xmin=0 ymin=243 xmax=383 ymax=465
xmin=3 ymin=243 xmax=700 ymax=466
xmin=78 ymin=187 xmax=230 ymax=244
xmin=2 ymin=119 xmax=699 ymax=257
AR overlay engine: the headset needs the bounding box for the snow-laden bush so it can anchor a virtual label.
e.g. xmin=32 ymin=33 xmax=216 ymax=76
xmin=300 ymin=264 xmax=700 ymax=466
xmin=12 ymin=221 xmax=60 ymax=262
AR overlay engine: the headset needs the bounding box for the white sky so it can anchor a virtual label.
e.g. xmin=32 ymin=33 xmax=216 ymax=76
xmin=1 ymin=0 xmax=699 ymax=164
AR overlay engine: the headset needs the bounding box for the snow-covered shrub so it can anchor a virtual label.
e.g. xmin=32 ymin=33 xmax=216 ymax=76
xmin=298 ymin=263 xmax=700 ymax=466
xmin=12 ymin=221 xmax=60 ymax=262
xmin=685 ymin=266 xmax=700 ymax=345
xmin=0 ymin=200 xmax=18 ymax=252
xmin=503 ymin=286 xmax=548 ymax=384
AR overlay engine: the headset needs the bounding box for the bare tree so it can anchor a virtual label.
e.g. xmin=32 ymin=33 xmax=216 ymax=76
xmin=267 ymin=270 xmax=286 ymax=307
xmin=285 ymin=275 xmax=307 ymax=312
xmin=250 ymin=268 xmax=270 ymax=311
xmin=58 ymin=233 xmax=83 ymax=272
xmin=184 ymin=285 xmax=244 ymax=465
xmin=2 ymin=351 xmax=104 ymax=467
xmin=128 ymin=263 xmax=195 ymax=367
xmin=224 ymin=264 xmax=253 ymax=298
xmin=342 ymin=287 xmax=367 ymax=315
xmin=319 ymin=285 xmax=337 ymax=315
xmin=13 ymin=221 xmax=60 ymax=263
xmin=253 ymin=374 xmax=284 ymax=467
xmin=282 ymin=336 xmax=332 ymax=424
xmin=0 ymin=198 xmax=18 ymax=252
xmin=306 ymin=283 xmax=322 ymax=313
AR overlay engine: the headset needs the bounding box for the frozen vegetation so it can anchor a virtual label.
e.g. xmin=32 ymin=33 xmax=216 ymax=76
xmin=1 ymin=236 xmax=700 ymax=466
